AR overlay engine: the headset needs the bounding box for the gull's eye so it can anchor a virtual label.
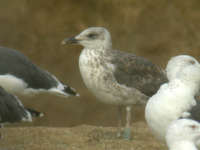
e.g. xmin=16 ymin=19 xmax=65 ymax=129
xmin=189 ymin=125 xmax=198 ymax=130
xmin=88 ymin=33 xmax=96 ymax=38
xmin=189 ymin=60 xmax=196 ymax=64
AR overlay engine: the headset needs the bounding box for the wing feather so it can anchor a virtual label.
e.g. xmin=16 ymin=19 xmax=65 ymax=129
xmin=110 ymin=50 xmax=168 ymax=97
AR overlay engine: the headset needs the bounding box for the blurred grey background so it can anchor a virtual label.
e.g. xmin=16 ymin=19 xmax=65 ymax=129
xmin=2 ymin=0 xmax=200 ymax=127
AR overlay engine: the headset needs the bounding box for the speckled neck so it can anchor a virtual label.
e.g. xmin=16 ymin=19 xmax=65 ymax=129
xmin=83 ymin=46 xmax=114 ymax=58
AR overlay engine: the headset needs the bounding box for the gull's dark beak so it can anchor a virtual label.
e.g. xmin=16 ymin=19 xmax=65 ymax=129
xmin=61 ymin=37 xmax=80 ymax=45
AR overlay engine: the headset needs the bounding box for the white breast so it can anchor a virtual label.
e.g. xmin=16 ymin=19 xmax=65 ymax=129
xmin=145 ymin=81 xmax=196 ymax=143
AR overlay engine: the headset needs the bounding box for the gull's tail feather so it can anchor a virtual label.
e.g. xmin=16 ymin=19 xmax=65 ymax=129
xmin=63 ymin=84 xmax=79 ymax=96
xmin=25 ymin=108 xmax=43 ymax=117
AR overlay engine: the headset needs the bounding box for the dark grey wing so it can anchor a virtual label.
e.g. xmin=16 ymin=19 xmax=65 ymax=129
xmin=111 ymin=50 xmax=168 ymax=97
xmin=0 ymin=86 xmax=31 ymax=123
xmin=0 ymin=46 xmax=58 ymax=89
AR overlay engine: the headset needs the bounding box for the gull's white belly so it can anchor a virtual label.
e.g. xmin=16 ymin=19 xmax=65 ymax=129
xmin=0 ymin=74 xmax=28 ymax=95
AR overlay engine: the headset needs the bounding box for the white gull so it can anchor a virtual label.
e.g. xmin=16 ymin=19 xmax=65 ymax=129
xmin=166 ymin=119 xmax=200 ymax=150
xmin=145 ymin=55 xmax=200 ymax=143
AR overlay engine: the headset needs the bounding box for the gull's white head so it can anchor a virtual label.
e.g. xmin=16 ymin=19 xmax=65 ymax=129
xmin=166 ymin=55 xmax=200 ymax=81
xmin=62 ymin=27 xmax=112 ymax=49
xmin=166 ymin=119 xmax=200 ymax=150
xmin=175 ymin=60 xmax=200 ymax=95
xmin=177 ymin=64 xmax=200 ymax=81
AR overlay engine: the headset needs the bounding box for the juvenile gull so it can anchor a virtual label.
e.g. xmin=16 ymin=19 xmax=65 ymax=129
xmin=0 ymin=86 xmax=42 ymax=137
xmin=166 ymin=119 xmax=200 ymax=150
xmin=0 ymin=46 xmax=78 ymax=97
xmin=62 ymin=27 xmax=168 ymax=140
xmin=145 ymin=55 xmax=200 ymax=145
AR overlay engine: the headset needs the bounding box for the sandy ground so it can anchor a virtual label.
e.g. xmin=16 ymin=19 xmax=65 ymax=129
xmin=0 ymin=122 xmax=167 ymax=150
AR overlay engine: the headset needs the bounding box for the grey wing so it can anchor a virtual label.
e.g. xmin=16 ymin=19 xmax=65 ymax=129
xmin=0 ymin=46 xmax=58 ymax=89
xmin=0 ymin=86 xmax=31 ymax=123
xmin=111 ymin=52 xmax=168 ymax=97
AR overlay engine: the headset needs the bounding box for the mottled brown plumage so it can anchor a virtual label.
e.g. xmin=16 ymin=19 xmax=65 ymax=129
xmin=110 ymin=49 xmax=168 ymax=97
xmin=62 ymin=27 xmax=168 ymax=140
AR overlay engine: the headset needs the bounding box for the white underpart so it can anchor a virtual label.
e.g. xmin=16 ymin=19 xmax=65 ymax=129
xmin=168 ymin=141 xmax=198 ymax=150
xmin=0 ymin=74 xmax=28 ymax=95
xmin=0 ymin=74 xmax=70 ymax=97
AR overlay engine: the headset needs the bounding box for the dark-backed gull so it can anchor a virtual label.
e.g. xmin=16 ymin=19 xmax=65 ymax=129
xmin=145 ymin=55 xmax=200 ymax=145
xmin=0 ymin=86 xmax=42 ymax=137
xmin=0 ymin=46 xmax=78 ymax=97
xmin=166 ymin=119 xmax=200 ymax=150
xmin=61 ymin=27 xmax=168 ymax=140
